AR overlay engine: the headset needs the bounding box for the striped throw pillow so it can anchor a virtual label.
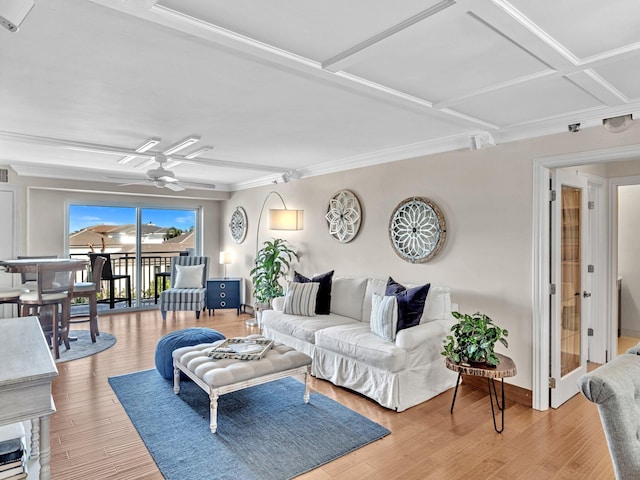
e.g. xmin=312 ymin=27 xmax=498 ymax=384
xmin=370 ymin=293 xmax=398 ymax=341
xmin=284 ymin=281 xmax=319 ymax=316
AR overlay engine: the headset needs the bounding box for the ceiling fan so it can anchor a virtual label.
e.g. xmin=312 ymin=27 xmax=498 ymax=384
xmin=111 ymin=154 xmax=216 ymax=191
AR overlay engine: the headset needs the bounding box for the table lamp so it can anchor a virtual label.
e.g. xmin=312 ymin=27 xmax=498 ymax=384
xmin=219 ymin=251 xmax=232 ymax=278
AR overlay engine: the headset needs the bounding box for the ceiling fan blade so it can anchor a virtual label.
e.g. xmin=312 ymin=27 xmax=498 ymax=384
xmin=164 ymin=182 xmax=185 ymax=192
xmin=179 ymin=180 xmax=216 ymax=190
xmin=118 ymin=181 xmax=148 ymax=187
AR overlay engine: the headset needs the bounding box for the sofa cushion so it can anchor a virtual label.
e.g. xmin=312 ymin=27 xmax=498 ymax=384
xmin=422 ymin=286 xmax=453 ymax=322
xmin=294 ymin=270 xmax=334 ymax=314
xmin=385 ymin=277 xmax=430 ymax=332
xmin=363 ymin=278 xmax=387 ymax=324
xmin=331 ymin=276 xmax=368 ymax=320
xmin=315 ymin=323 xmax=408 ymax=372
xmin=262 ymin=310 xmax=358 ymax=344
xmin=284 ymin=281 xmax=319 ymax=316
xmin=370 ymin=293 xmax=398 ymax=342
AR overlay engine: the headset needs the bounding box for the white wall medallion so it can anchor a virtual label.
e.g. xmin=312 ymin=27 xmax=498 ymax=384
xmin=389 ymin=197 xmax=446 ymax=263
xmin=325 ymin=189 xmax=362 ymax=243
xmin=229 ymin=206 xmax=248 ymax=244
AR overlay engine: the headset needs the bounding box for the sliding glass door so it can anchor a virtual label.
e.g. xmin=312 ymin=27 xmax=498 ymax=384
xmin=68 ymin=204 xmax=199 ymax=310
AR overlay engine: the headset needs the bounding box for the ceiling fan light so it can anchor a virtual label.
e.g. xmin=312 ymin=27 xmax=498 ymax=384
xmin=163 ymin=135 xmax=201 ymax=155
xmin=184 ymin=146 xmax=213 ymax=159
xmin=117 ymin=137 xmax=161 ymax=164
xmin=138 ymin=137 xmax=161 ymax=151
xmin=118 ymin=155 xmax=138 ymax=164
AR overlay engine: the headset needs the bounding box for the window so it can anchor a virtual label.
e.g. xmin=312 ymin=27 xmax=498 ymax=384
xmin=68 ymin=204 xmax=199 ymax=309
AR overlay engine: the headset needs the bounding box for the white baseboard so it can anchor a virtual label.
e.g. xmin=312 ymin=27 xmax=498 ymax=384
xmin=621 ymin=328 xmax=640 ymax=338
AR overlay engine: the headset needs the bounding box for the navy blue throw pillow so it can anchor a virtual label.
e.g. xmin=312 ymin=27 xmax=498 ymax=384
xmin=294 ymin=270 xmax=334 ymax=315
xmin=385 ymin=277 xmax=430 ymax=332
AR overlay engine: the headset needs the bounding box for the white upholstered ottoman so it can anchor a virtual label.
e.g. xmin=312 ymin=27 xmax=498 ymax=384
xmin=172 ymin=335 xmax=312 ymax=433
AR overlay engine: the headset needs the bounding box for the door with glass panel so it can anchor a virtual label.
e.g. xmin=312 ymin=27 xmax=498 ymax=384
xmin=550 ymin=170 xmax=590 ymax=408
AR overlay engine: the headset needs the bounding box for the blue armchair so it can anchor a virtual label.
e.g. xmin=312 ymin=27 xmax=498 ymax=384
xmin=159 ymin=256 xmax=209 ymax=320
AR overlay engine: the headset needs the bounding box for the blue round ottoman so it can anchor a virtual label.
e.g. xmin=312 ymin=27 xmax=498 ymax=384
xmin=155 ymin=327 xmax=225 ymax=379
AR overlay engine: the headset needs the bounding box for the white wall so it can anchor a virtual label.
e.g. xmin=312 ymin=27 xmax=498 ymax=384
xmin=220 ymin=123 xmax=640 ymax=392
xmin=618 ymin=184 xmax=640 ymax=337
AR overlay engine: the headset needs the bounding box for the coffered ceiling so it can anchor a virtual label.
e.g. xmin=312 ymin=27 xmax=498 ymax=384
xmin=1 ymin=0 xmax=640 ymax=191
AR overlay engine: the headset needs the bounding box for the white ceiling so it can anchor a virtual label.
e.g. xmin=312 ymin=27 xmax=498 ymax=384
xmin=2 ymin=0 xmax=640 ymax=191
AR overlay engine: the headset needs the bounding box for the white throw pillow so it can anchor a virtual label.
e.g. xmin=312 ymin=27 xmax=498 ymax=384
xmin=173 ymin=264 xmax=204 ymax=289
xmin=370 ymin=293 xmax=398 ymax=342
xmin=421 ymin=286 xmax=452 ymax=323
xmin=284 ymin=281 xmax=319 ymax=316
xmin=331 ymin=276 xmax=368 ymax=320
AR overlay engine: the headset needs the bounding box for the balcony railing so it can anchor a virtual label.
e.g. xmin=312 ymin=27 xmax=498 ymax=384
xmin=70 ymin=250 xmax=189 ymax=306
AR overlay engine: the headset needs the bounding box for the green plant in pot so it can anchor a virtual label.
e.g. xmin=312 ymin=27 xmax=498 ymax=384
xmin=442 ymin=311 xmax=508 ymax=367
xmin=250 ymin=238 xmax=298 ymax=308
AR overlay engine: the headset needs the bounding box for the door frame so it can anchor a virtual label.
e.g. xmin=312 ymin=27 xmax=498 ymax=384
xmin=533 ymin=144 xmax=640 ymax=411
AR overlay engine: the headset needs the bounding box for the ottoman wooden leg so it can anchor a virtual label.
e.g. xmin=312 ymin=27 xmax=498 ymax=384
xmin=173 ymin=364 xmax=181 ymax=394
xmin=210 ymin=390 xmax=219 ymax=433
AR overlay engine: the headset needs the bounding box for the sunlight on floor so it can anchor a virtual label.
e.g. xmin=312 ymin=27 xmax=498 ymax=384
xmin=618 ymin=336 xmax=640 ymax=355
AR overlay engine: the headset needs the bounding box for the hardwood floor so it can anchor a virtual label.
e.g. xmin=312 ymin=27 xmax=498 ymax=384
xmin=49 ymin=309 xmax=614 ymax=479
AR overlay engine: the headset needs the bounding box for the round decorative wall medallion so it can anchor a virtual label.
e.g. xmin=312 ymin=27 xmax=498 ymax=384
xmin=388 ymin=197 xmax=446 ymax=263
xmin=325 ymin=189 xmax=362 ymax=243
xmin=229 ymin=206 xmax=248 ymax=244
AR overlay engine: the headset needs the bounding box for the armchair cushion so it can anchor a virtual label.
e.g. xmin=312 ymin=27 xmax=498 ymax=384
xmin=174 ymin=264 xmax=205 ymax=288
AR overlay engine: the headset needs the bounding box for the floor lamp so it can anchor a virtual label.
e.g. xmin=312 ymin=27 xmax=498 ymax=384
xmin=247 ymin=191 xmax=303 ymax=326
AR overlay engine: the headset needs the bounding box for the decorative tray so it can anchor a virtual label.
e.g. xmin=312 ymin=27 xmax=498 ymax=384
xmin=207 ymin=337 xmax=274 ymax=361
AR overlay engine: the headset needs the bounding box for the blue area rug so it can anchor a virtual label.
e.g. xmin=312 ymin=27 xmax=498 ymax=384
xmin=109 ymin=369 xmax=390 ymax=480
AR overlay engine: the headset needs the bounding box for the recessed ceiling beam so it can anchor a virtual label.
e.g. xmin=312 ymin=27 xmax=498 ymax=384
xmin=321 ymin=0 xmax=456 ymax=72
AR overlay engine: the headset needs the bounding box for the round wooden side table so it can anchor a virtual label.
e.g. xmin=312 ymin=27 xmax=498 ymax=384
xmin=445 ymin=353 xmax=517 ymax=433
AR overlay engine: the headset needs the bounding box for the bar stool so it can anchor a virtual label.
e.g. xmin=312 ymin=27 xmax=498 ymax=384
xmin=71 ymin=255 xmax=106 ymax=342
xmin=0 ymin=288 xmax=23 ymax=316
xmin=19 ymin=263 xmax=75 ymax=359
xmin=16 ymin=255 xmax=57 ymax=291
xmin=88 ymin=253 xmax=132 ymax=309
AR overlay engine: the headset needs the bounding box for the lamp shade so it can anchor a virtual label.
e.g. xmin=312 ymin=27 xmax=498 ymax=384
xmin=219 ymin=251 xmax=232 ymax=265
xmin=268 ymin=209 xmax=304 ymax=230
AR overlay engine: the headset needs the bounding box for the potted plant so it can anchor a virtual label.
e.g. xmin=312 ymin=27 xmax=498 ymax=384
xmin=442 ymin=311 xmax=508 ymax=367
xmin=250 ymin=238 xmax=298 ymax=312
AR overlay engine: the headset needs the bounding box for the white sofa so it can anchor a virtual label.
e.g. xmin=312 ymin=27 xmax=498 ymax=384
xmin=261 ymin=276 xmax=459 ymax=412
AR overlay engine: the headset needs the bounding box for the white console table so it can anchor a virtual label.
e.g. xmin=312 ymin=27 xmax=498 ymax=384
xmin=0 ymin=316 xmax=58 ymax=479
